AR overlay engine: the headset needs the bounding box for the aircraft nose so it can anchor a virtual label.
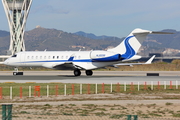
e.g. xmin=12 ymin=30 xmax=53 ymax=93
xmin=3 ymin=59 xmax=9 ymax=65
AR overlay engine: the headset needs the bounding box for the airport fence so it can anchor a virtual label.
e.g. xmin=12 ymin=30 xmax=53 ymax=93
xmin=0 ymin=81 xmax=179 ymax=99
xmin=0 ymin=81 xmax=180 ymax=120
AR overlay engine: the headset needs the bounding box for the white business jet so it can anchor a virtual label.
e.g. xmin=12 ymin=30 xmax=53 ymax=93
xmin=3 ymin=28 xmax=171 ymax=76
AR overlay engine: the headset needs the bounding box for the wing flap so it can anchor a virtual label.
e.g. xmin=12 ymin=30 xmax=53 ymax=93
xmin=53 ymin=63 xmax=85 ymax=70
xmin=53 ymin=63 xmax=75 ymax=70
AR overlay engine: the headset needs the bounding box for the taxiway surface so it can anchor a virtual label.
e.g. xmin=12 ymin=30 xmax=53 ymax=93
xmin=0 ymin=71 xmax=179 ymax=84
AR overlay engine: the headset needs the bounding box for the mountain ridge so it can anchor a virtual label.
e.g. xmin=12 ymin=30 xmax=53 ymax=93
xmin=73 ymin=31 xmax=117 ymax=40
xmin=0 ymin=28 xmax=180 ymax=56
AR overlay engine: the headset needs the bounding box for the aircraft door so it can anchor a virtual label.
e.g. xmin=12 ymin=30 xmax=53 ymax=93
xmin=20 ymin=53 xmax=26 ymax=66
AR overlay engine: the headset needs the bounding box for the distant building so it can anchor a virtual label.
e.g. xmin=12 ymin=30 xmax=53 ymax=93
xmin=163 ymin=48 xmax=180 ymax=56
xmin=149 ymin=53 xmax=163 ymax=57
xmin=36 ymin=25 xmax=42 ymax=28
xmin=71 ymin=45 xmax=85 ymax=49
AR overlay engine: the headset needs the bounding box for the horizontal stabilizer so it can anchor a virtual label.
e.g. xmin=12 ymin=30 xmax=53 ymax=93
xmin=132 ymin=29 xmax=152 ymax=35
xmin=151 ymin=31 xmax=174 ymax=34
xmin=115 ymin=55 xmax=155 ymax=66
xmin=132 ymin=28 xmax=174 ymax=35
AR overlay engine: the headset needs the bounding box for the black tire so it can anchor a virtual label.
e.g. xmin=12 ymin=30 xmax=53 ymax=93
xmin=85 ymin=70 xmax=93 ymax=76
xmin=13 ymin=72 xmax=23 ymax=75
xmin=13 ymin=72 xmax=17 ymax=76
xmin=74 ymin=69 xmax=81 ymax=76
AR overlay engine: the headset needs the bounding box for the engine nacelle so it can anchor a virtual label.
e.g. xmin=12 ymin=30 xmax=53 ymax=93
xmin=90 ymin=51 xmax=121 ymax=62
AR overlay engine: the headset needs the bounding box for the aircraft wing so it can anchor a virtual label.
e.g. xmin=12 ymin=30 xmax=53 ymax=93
xmin=43 ymin=54 xmax=85 ymax=70
xmin=53 ymin=62 xmax=75 ymax=70
xmin=53 ymin=62 xmax=85 ymax=70
xmin=114 ymin=55 xmax=155 ymax=67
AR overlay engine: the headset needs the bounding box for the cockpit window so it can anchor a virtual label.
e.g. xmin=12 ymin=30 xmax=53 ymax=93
xmin=12 ymin=54 xmax=17 ymax=57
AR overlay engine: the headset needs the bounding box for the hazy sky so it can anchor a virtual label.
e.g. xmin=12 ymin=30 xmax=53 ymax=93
xmin=0 ymin=0 xmax=180 ymax=37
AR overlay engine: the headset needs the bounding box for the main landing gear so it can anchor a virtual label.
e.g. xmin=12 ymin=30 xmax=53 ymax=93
xmin=85 ymin=70 xmax=93 ymax=76
xmin=74 ymin=69 xmax=81 ymax=76
xmin=73 ymin=69 xmax=93 ymax=76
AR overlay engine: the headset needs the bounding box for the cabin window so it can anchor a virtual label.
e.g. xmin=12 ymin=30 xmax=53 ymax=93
xmin=36 ymin=56 xmax=38 ymax=59
xmin=12 ymin=54 xmax=17 ymax=57
xmin=44 ymin=56 xmax=46 ymax=59
xmin=66 ymin=56 xmax=68 ymax=59
xmin=40 ymin=56 xmax=42 ymax=59
xmin=61 ymin=56 xmax=63 ymax=59
xmin=53 ymin=56 xmax=55 ymax=59
xmin=27 ymin=56 xmax=29 ymax=59
xmin=31 ymin=56 xmax=34 ymax=59
xmin=48 ymin=56 xmax=50 ymax=59
xmin=57 ymin=56 xmax=59 ymax=59
xmin=78 ymin=56 xmax=81 ymax=59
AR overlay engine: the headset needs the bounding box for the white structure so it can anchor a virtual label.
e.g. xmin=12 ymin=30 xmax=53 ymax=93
xmin=2 ymin=0 xmax=32 ymax=55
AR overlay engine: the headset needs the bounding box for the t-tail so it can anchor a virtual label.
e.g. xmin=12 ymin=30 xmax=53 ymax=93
xmin=108 ymin=28 xmax=173 ymax=61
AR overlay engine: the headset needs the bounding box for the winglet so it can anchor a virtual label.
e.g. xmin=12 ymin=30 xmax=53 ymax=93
xmin=67 ymin=56 xmax=74 ymax=61
xmin=66 ymin=54 xmax=75 ymax=63
xmin=145 ymin=55 xmax=156 ymax=64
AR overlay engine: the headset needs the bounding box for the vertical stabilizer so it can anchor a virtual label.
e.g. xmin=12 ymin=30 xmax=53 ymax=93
xmin=108 ymin=28 xmax=152 ymax=59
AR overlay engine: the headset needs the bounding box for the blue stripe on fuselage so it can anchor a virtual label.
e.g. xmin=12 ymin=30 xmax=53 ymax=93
xmin=16 ymin=59 xmax=92 ymax=64
xmin=15 ymin=54 xmax=121 ymax=64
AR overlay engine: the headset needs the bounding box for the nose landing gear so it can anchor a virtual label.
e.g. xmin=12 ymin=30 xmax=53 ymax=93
xmin=13 ymin=67 xmax=23 ymax=75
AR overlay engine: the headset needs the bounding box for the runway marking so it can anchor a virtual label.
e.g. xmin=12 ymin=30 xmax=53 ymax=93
xmin=50 ymin=82 xmax=62 ymax=83
xmin=26 ymin=82 xmax=36 ymax=83
xmin=4 ymin=82 xmax=15 ymax=83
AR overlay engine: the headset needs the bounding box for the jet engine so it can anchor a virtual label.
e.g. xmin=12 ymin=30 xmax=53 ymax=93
xmin=90 ymin=51 xmax=121 ymax=62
